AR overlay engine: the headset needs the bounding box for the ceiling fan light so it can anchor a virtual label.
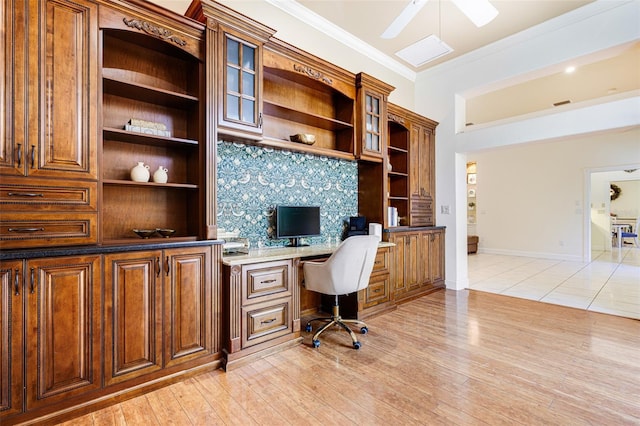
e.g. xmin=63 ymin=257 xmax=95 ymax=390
xmin=381 ymin=0 xmax=429 ymax=39
xmin=451 ymin=0 xmax=499 ymax=27
xmin=395 ymin=34 xmax=453 ymax=67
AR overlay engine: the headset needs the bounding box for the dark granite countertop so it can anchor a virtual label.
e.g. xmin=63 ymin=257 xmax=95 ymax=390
xmin=0 ymin=239 xmax=224 ymax=261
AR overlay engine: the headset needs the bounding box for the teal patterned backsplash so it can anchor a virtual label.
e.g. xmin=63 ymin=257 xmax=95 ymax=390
xmin=216 ymin=141 xmax=359 ymax=247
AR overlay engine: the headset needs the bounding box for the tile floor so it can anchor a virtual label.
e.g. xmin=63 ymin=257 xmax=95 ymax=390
xmin=468 ymin=246 xmax=640 ymax=320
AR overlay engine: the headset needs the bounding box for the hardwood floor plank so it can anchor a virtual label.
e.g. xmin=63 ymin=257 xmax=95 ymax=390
xmin=91 ymin=404 xmax=127 ymax=426
xmin=118 ymin=394 xmax=161 ymax=425
xmin=58 ymin=289 xmax=640 ymax=425
xmin=169 ymin=377 xmax=226 ymax=425
xmin=191 ymin=371 xmax=258 ymax=425
xmin=145 ymin=383 xmax=194 ymax=425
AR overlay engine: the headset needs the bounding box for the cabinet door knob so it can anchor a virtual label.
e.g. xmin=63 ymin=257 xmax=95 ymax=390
xmin=16 ymin=143 xmax=22 ymax=167
xmin=165 ymin=256 xmax=170 ymax=276
xmin=30 ymin=145 xmax=36 ymax=168
xmin=155 ymin=257 xmax=161 ymax=277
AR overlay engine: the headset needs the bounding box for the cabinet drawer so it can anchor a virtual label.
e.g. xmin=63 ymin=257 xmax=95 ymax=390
xmin=242 ymin=260 xmax=291 ymax=305
xmin=0 ymin=178 xmax=97 ymax=211
xmin=0 ymin=212 xmax=97 ymax=249
xmin=242 ymin=298 xmax=292 ymax=348
xmin=363 ymin=274 xmax=390 ymax=308
xmin=372 ymin=249 xmax=389 ymax=274
xmin=411 ymin=198 xmax=432 ymax=213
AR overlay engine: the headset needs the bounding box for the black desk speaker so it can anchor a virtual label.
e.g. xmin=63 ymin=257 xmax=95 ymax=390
xmin=349 ymin=216 xmax=366 ymax=231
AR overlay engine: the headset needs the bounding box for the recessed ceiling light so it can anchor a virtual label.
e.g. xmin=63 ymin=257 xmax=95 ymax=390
xmin=565 ymin=66 xmax=576 ymax=74
xmin=395 ymin=35 xmax=454 ymax=67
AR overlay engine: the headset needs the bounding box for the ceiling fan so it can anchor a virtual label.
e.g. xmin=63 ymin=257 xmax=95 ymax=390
xmin=381 ymin=0 xmax=499 ymax=39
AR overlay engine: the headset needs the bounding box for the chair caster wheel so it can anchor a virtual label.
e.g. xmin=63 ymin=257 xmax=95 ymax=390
xmin=360 ymin=327 xmax=368 ymax=335
xmin=353 ymin=341 xmax=361 ymax=349
xmin=305 ymin=324 xmax=312 ymax=332
xmin=312 ymin=340 xmax=320 ymax=348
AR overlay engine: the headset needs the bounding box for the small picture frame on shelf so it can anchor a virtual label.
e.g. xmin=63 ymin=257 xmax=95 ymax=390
xmin=467 ymin=173 xmax=477 ymax=184
xmin=468 ymin=188 xmax=476 ymax=197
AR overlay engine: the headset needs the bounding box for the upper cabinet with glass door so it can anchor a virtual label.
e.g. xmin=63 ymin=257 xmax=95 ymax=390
xmin=186 ymin=0 xmax=275 ymax=139
xmin=356 ymin=73 xmax=394 ymax=162
xmin=222 ymin=31 xmax=260 ymax=134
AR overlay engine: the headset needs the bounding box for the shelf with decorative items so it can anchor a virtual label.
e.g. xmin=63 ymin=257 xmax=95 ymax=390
xmin=259 ymin=39 xmax=357 ymax=159
xmin=99 ymin=14 xmax=207 ymax=244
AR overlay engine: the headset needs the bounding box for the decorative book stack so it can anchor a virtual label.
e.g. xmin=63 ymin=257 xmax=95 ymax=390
xmin=125 ymin=118 xmax=171 ymax=137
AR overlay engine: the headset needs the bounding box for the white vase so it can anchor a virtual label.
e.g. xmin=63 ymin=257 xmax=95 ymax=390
xmin=130 ymin=162 xmax=150 ymax=182
xmin=153 ymin=166 xmax=168 ymax=184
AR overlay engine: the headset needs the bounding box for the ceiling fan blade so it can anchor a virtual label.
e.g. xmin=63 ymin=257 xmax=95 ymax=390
xmin=381 ymin=0 xmax=429 ymax=39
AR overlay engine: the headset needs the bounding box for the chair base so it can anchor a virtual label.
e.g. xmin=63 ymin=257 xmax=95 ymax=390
xmin=305 ymin=296 xmax=368 ymax=349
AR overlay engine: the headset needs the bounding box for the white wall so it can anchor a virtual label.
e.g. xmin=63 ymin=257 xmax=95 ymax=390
xmin=415 ymin=0 xmax=640 ymax=289
xmin=469 ymin=129 xmax=640 ymax=260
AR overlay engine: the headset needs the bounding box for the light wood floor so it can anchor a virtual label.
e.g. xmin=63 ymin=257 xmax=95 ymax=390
xmin=58 ymin=290 xmax=640 ymax=425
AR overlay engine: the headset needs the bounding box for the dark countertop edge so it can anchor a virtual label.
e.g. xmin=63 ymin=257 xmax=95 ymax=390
xmin=383 ymin=226 xmax=446 ymax=233
xmin=0 ymin=239 xmax=225 ymax=261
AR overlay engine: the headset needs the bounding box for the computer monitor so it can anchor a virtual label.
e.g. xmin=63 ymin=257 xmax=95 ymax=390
xmin=275 ymin=205 xmax=321 ymax=247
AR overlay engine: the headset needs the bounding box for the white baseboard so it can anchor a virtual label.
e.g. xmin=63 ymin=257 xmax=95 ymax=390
xmin=477 ymin=247 xmax=584 ymax=262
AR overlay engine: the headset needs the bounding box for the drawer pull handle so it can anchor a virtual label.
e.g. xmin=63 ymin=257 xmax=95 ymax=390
xmin=261 ymin=318 xmax=276 ymax=324
xmin=30 ymin=267 xmax=35 ymax=294
xmin=8 ymin=227 xmax=45 ymax=233
xmin=16 ymin=143 xmax=22 ymax=167
xmin=261 ymin=279 xmax=277 ymax=284
xmin=14 ymin=269 xmax=20 ymax=296
xmin=373 ymin=288 xmax=381 ymax=293
xmin=30 ymin=145 xmax=35 ymax=168
xmin=7 ymin=192 xmax=44 ymax=197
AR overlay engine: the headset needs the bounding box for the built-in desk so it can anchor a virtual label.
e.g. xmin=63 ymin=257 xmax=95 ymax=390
xmin=220 ymin=242 xmax=394 ymax=370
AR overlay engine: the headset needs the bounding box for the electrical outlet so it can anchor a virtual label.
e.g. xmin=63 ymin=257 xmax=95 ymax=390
xmin=441 ymin=205 xmax=450 ymax=214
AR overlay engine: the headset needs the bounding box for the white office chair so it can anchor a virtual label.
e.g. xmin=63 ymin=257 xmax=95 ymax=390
xmin=621 ymin=216 xmax=640 ymax=247
xmin=303 ymin=235 xmax=379 ymax=349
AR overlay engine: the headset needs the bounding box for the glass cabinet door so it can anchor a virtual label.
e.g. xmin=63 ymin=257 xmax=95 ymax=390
xmin=365 ymin=94 xmax=381 ymax=153
xmin=222 ymin=33 xmax=262 ymax=133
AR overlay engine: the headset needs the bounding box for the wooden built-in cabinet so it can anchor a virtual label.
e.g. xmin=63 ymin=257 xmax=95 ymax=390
xmin=0 ymin=0 xmax=99 ymax=249
xmin=359 ymin=103 xmax=437 ymax=229
xmin=0 ymin=255 xmax=102 ymax=419
xmin=388 ymin=103 xmax=438 ymax=227
xmin=222 ymin=258 xmax=298 ymax=370
xmin=385 ymin=228 xmax=445 ymax=303
xmin=104 ymin=245 xmax=213 ymax=386
xmin=1 ymin=0 xmax=446 ymax=422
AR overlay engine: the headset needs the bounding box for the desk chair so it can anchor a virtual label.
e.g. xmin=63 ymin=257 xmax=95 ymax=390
xmin=621 ymin=216 xmax=639 ymax=247
xmin=303 ymin=235 xmax=379 ymax=349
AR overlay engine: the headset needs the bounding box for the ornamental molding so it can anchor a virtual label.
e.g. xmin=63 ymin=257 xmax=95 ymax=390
xmin=123 ymin=18 xmax=187 ymax=47
xmin=387 ymin=113 xmax=405 ymax=125
xmin=293 ymin=64 xmax=333 ymax=85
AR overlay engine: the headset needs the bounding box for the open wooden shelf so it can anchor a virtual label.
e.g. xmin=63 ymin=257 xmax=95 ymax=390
xmin=263 ymin=101 xmax=353 ymax=132
xmin=102 ymin=179 xmax=198 ymax=189
xmin=103 ymin=127 xmax=198 ymax=147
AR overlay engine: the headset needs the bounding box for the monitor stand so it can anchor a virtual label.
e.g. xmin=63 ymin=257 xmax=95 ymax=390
xmin=286 ymin=238 xmax=309 ymax=247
